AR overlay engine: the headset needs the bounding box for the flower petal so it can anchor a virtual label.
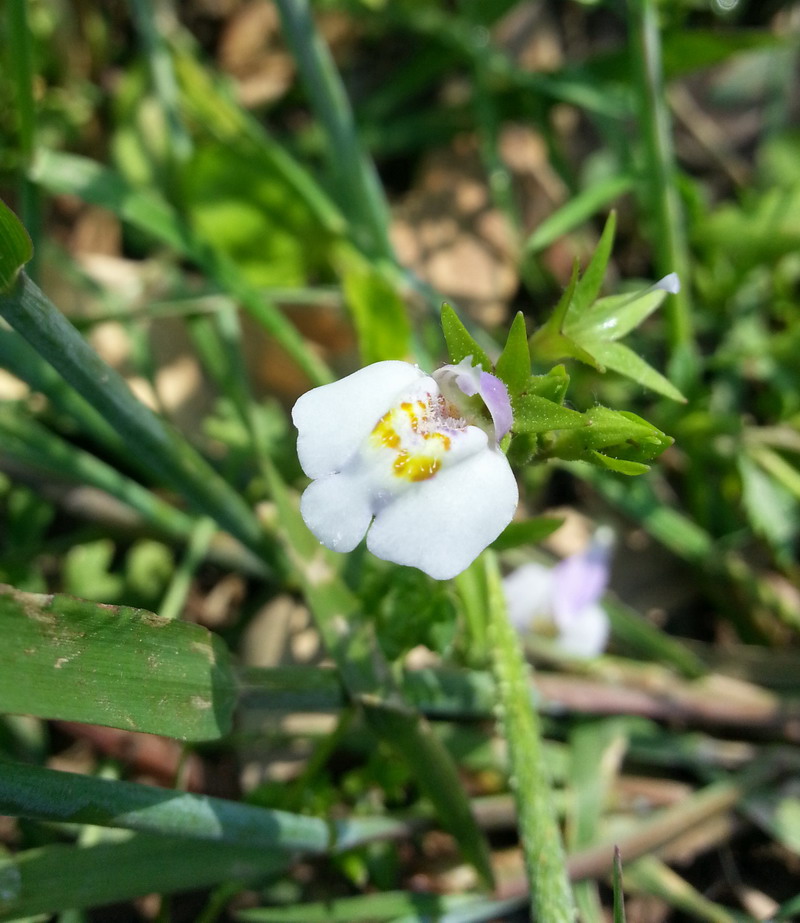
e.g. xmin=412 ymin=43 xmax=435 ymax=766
xmin=300 ymin=470 xmax=373 ymax=553
xmin=550 ymin=529 xmax=613 ymax=621
xmin=502 ymin=563 xmax=555 ymax=632
xmin=366 ymin=447 xmax=518 ymax=580
xmin=292 ymin=361 xmax=425 ymax=479
xmin=555 ymin=602 xmax=610 ymax=658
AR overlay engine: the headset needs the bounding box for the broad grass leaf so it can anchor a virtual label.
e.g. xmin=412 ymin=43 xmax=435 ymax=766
xmin=0 ymin=584 xmax=236 ymax=741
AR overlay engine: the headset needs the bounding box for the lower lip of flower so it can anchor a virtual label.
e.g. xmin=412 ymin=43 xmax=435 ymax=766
xmin=369 ymin=396 xmax=463 ymax=483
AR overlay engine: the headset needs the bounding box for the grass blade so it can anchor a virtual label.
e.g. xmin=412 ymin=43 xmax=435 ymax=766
xmin=0 ymin=274 xmax=268 ymax=556
xmin=0 ymin=762 xmax=403 ymax=854
xmin=0 ymin=583 xmax=236 ymax=741
xmin=0 ymin=833 xmax=289 ymax=921
xmin=273 ymin=0 xmax=393 ymax=260
xmin=0 ymin=405 xmax=194 ymax=542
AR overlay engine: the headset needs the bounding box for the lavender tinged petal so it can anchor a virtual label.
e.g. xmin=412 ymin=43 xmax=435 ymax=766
xmin=550 ymin=529 xmax=613 ymax=624
xmin=478 ymin=371 xmax=513 ymax=440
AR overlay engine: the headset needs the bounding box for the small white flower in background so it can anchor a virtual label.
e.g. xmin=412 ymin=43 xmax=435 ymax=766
xmin=292 ymin=359 xmax=518 ymax=580
xmin=503 ymin=527 xmax=614 ymax=658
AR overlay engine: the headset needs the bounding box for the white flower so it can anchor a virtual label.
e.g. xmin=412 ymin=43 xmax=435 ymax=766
xmin=503 ymin=528 xmax=614 ymax=658
xmin=292 ymin=360 xmax=518 ymax=580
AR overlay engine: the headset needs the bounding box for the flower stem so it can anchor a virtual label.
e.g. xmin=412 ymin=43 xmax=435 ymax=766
xmin=484 ymin=552 xmax=576 ymax=921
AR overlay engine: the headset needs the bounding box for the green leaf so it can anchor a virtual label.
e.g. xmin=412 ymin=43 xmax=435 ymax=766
xmin=0 ymin=199 xmax=33 ymax=294
xmin=0 ymin=834 xmax=289 ymax=921
xmin=512 ymin=393 xmax=585 ymax=434
xmin=183 ymin=141 xmax=331 ymax=288
xmin=542 ymin=260 xmax=580 ymax=334
xmin=570 ymin=211 xmax=616 ymax=319
xmin=440 ymin=304 xmax=492 ymax=371
xmin=494 ymin=312 xmax=530 ymax=395
xmin=0 ymin=761 xmax=402 ymax=853
xmin=523 ymin=175 xmax=634 ymax=256
xmin=490 ymin=517 xmax=565 ymax=551
xmin=570 ymin=289 xmax=669 ymax=342
xmin=0 ymin=583 xmax=236 ymax=741
xmin=583 ymin=340 xmax=686 ymax=403
xmin=340 ymin=249 xmax=412 ymax=364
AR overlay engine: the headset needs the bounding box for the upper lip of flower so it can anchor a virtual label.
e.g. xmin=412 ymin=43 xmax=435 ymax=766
xmin=292 ymin=359 xmax=518 ymax=580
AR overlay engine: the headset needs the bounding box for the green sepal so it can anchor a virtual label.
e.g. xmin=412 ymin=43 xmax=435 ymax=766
xmin=512 ymin=393 xmax=586 ymax=434
xmin=582 ymin=406 xmax=671 ymax=456
xmin=495 ymin=311 xmax=531 ymax=395
xmin=546 ymin=406 xmax=671 ymax=472
xmin=526 ymin=366 xmax=570 ymax=404
xmin=0 ymin=199 xmax=33 ymax=294
xmin=440 ymin=303 xmax=492 ymax=371
xmin=587 ymin=451 xmax=651 ymax=475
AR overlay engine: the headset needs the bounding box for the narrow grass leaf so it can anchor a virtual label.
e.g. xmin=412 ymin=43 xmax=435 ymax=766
xmin=0 ymin=328 xmax=126 ymax=458
xmin=0 ymin=275 xmax=268 ymax=556
xmin=568 ymin=720 xmax=628 ymax=923
xmin=0 ymin=834 xmax=289 ymax=922
xmin=31 ymin=149 xmax=331 ymax=386
xmin=237 ymin=892 xmax=529 ymax=923
xmin=0 ymin=583 xmax=236 ymax=741
xmin=0 ymin=406 xmax=194 ymax=542
xmin=524 ymin=175 xmax=633 ymax=256
xmin=273 ymin=0 xmax=392 ymax=259
xmin=0 ymin=199 xmax=32 ymax=293
xmin=625 ymin=856 xmax=737 ymax=923
xmin=0 ymin=761 xmax=401 ymax=853
xmin=30 ymin=150 xmax=190 ymax=252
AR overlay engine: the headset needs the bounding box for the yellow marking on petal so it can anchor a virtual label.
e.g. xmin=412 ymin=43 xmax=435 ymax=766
xmin=423 ymin=431 xmax=451 ymax=451
xmin=393 ymin=452 xmax=441 ymax=482
xmin=370 ymin=397 xmax=455 ymax=482
xmin=371 ymin=411 xmax=401 ymax=449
